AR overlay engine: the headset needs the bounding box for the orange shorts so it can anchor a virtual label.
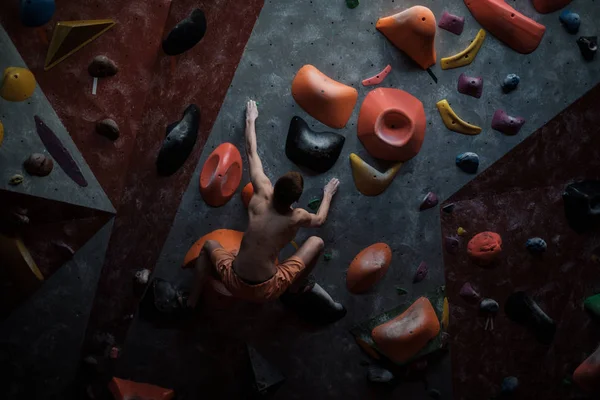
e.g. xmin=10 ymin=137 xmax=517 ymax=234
xmin=211 ymin=248 xmax=306 ymax=303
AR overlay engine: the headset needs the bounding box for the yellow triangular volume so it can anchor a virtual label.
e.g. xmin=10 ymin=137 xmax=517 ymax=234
xmin=44 ymin=19 xmax=116 ymax=70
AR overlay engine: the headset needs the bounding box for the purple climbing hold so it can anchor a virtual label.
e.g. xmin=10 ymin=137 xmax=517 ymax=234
xmin=457 ymin=73 xmax=483 ymax=99
xmin=459 ymin=282 xmax=481 ymax=303
xmin=438 ymin=11 xmax=464 ymax=35
xmin=419 ymin=192 xmax=439 ymax=211
xmin=413 ymin=261 xmax=428 ymax=283
xmin=491 ymin=110 xmax=525 ymax=136
xmin=445 ymin=236 xmax=459 ymax=254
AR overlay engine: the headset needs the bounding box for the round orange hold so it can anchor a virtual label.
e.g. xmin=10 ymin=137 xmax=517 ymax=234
xmin=182 ymin=229 xmax=244 ymax=268
xmin=199 ymin=143 xmax=242 ymax=207
xmin=346 ymin=243 xmax=392 ymax=293
xmin=467 ymin=231 xmax=502 ymax=266
xmin=241 ymin=182 xmax=254 ymax=208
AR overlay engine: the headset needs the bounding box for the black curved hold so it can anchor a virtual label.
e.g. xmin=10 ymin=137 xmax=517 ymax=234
xmin=162 ymin=9 xmax=207 ymax=56
xmin=156 ymin=104 xmax=200 ymax=176
xmin=505 ymin=291 xmax=556 ymax=345
xmin=285 ymin=116 xmax=345 ymax=173
xmin=563 ymin=180 xmax=600 ymax=233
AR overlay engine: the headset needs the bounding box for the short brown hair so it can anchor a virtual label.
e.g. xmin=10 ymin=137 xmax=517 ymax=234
xmin=273 ymin=172 xmax=303 ymax=211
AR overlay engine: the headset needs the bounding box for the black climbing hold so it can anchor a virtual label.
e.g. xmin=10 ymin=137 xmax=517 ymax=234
xmin=88 ymin=55 xmax=118 ymax=78
xmin=162 ymin=9 xmax=207 ymax=56
xmin=455 ymin=152 xmax=479 ymax=174
xmin=247 ymin=344 xmax=285 ymax=394
xmin=505 ymin=291 xmax=556 ymax=345
xmin=367 ymin=366 xmax=393 ymax=383
xmin=95 ymin=118 xmax=120 ymax=141
xmin=501 ymin=74 xmax=520 ymax=93
xmin=559 ymin=10 xmax=580 ymax=34
xmin=445 ymin=236 xmax=459 ymax=254
xmin=525 ymin=237 xmax=547 ymax=254
xmin=577 ymin=36 xmax=597 ymax=61
xmin=480 ymin=298 xmax=499 ymax=314
xmin=442 ymin=203 xmax=455 ymax=213
xmin=280 ymin=282 xmax=346 ymax=324
xmin=501 ymin=376 xmax=519 ymax=395
xmin=140 ymin=278 xmax=188 ymax=320
xmin=285 ymin=116 xmax=345 ymax=173
xmin=156 ymin=104 xmax=200 ymax=176
xmin=563 ymin=180 xmax=600 ymax=233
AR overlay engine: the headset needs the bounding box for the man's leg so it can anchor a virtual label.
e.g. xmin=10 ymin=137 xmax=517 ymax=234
xmin=287 ymin=236 xmax=324 ymax=293
xmin=186 ymin=240 xmax=222 ymax=308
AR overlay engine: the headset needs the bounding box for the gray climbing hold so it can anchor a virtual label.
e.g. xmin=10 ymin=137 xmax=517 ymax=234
xmin=526 ymin=237 xmax=547 ymax=254
xmin=445 ymin=236 xmax=459 ymax=254
xmin=88 ymin=56 xmax=118 ymax=78
xmin=491 ymin=110 xmax=525 ymax=136
xmin=457 ymin=73 xmax=483 ymax=99
xmin=480 ymin=298 xmax=499 ymax=314
xmin=95 ymin=118 xmax=120 ymax=141
xmin=413 ymin=261 xmax=428 ymax=283
xmin=501 ymin=74 xmax=520 ymax=93
xmin=455 ymin=152 xmax=479 ymax=174
xmin=577 ymin=36 xmax=597 ymax=61
xmin=367 ymin=366 xmax=394 ymax=383
xmin=24 ymin=153 xmax=53 ymax=176
xmin=501 ymin=376 xmax=519 ymax=394
xmin=559 ymin=10 xmax=580 ymax=34
xmin=419 ymin=192 xmax=439 ymax=211
xmin=459 ymin=282 xmax=480 ymax=303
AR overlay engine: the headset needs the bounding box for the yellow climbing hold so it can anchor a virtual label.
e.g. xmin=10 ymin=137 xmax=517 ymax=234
xmin=457 ymin=227 xmax=467 ymax=236
xmin=436 ymin=99 xmax=482 ymax=135
xmin=441 ymin=29 xmax=486 ymax=70
xmin=349 ymin=153 xmax=402 ymax=196
xmin=0 ymin=121 xmax=4 ymax=147
xmin=0 ymin=67 xmax=36 ymax=102
xmin=0 ymin=235 xmax=44 ymax=294
xmin=442 ymin=297 xmax=449 ymax=330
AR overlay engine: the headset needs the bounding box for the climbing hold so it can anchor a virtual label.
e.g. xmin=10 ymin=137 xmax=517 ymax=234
xmin=280 ymin=282 xmax=347 ymax=324
xmin=573 ymin=344 xmax=600 ymax=393
xmin=428 ymin=388 xmax=442 ymax=399
xmin=491 ymin=110 xmax=525 ymax=136
xmin=323 ymin=251 xmax=333 ymax=261
xmin=346 ymin=0 xmax=360 ymax=9
xmin=445 ymin=236 xmax=459 ymax=254
xmin=455 ymin=152 xmax=479 ymax=174
xmin=577 ymin=36 xmax=598 ymax=61
xmin=505 ymin=291 xmax=556 ymax=344
xmin=442 ymin=203 xmax=455 ymax=213
xmin=395 ymin=286 xmax=408 ymax=295
xmin=438 ymin=11 xmax=464 ymax=35
xmin=584 ymin=294 xmax=600 ymax=318
xmin=440 ymin=29 xmax=486 ymax=70
xmin=349 ymin=153 xmax=402 ymax=196
xmin=357 ymin=88 xmax=427 ymax=162
xmin=419 ymin=192 xmax=438 ymax=211
xmin=501 ymin=74 xmax=520 ymax=93
xmin=457 ymin=73 xmax=483 ymax=99
xmin=480 ymin=298 xmax=499 ymax=313
xmin=501 ymin=376 xmax=519 ymax=394
xmin=0 ymin=67 xmax=36 ymax=102
xmin=95 ymin=119 xmax=120 ymax=141
xmin=371 ymin=297 xmax=441 ymax=364
xmin=307 ymin=198 xmax=321 ymax=212
xmin=367 ymin=366 xmax=394 ymax=383
xmin=532 ymin=0 xmax=573 ymax=14
xmin=162 ymin=9 xmax=207 ymax=56
xmin=199 ymin=142 xmax=242 ymax=207
xmin=134 ymin=269 xmax=150 ymax=286
xmin=19 ymin=0 xmax=55 ymax=27
xmin=0 ymin=121 xmax=3 ymax=147
xmin=346 ymin=243 xmax=392 ymax=294
xmin=467 ymin=232 xmax=502 ymax=266
xmin=412 ymin=261 xmax=428 ymax=283
xmin=247 ymin=345 xmax=285 ymax=394
xmin=241 ymin=182 xmax=254 ymax=208
xmin=376 ymin=6 xmax=436 ymax=69
xmin=285 ymin=116 xmax=345 ymax=173
xmin=108 ymin=377 xmax=175 ymax=400
xmin=183 ymin=229 xmax=244 ymax=268
xmin=525 ymin=237 xmax=547 ymax=254
xmin=88 ymin=55 xmax=118 ymax=78
xmin=24 ymin=153 xmax=53 ymax=176
xmin=436 ymin=100 xmax=482 ymax=135
xmin=563 ymin=181 xmax=600 ymax=233
xmin=459 ymin=282 xmax=481 ymax=303
xmin=442 ymin=297 xmax=449 ymax=329
xmin=463 ymin=0 xmax=545 ymax=54
xmin=362 ymin=65 xmax=392 ymax=87
xmin=292 ymin=65 xmax=358 ymax=129
xmin=9 ymin=174 xmax=24 ymax=186
xmin=457 ymin=227 xmax=467 ymax=236
xmin=559 ymin=10 xmax=580 ymax=34
xmin=45 ymin=19 xmax=116 ymax=70
xmin=157 ymin=104 xmax=200 ymax=176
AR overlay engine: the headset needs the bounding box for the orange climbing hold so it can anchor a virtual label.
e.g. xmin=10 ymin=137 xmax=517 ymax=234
xmin=346 ymin=243 xmax=392 ymax=293
xmin=182 ymin=229 xmax=244 ymax=268
xmin=464 ymin=0 xmax=545 ymax=54
xmin=532 ymin=0 xmax=572 ymax=14
xmin=291 ymin=65 xmax=358 ymax=129
xmin=109 ymin=377 xmax=174 ymax=400
xmin=573 ymin=344 xmax=600 ymax=393
xmin=357 ymin=88 xmax=426 ymax=162
xmin=376 ymin=6 xmax=436 ymax=69
xmin=362 ymin=65 xmax=392 ymax=87
xmin=241 ymin=182 xmax=254 ymax=208
xmin=199 ymin=143 xmax=242 ymax=207
xmin=467 ymin=231 xmax=503 ymax=266
xmin=372 ymin=297 xmax=441 ymax=364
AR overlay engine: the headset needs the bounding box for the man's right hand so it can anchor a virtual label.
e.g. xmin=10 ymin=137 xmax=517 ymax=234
xmin=324 ymin=178 xmax=340 ymax=198
xmin=246 ymin=100 xmax=258 ymax=123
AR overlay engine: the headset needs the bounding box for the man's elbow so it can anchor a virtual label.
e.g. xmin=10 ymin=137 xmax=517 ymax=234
xmin=312 ymin=216 xmax=326 ymax=227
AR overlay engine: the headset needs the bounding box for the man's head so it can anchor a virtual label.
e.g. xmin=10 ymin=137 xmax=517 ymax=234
xmin=273 ymin=172 xmax=303 ymax=211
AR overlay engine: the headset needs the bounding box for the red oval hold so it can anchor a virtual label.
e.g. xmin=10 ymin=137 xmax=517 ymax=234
xmin=199 ymin=143 xmax=242 ymax=207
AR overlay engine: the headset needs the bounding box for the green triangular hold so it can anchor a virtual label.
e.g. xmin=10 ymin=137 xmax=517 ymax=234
xmin=584 ymin=293 xmax=600 ymax=317
xmin=307 ymin=198 xmax=321 ymax=212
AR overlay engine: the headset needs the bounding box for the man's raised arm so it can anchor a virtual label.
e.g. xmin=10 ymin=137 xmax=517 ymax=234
xmin=245 ymin=100 xmax=271 ymax=194
xmin=293 ymin=178 xmax=340 ymax=228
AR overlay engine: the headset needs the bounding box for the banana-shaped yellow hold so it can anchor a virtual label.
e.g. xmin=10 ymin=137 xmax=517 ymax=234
xmin=349 ymin=153 xmax=402 ymax=196
xmin=441 ymin=29 xmax=486 ymax=70
xmin=436 ymin=99 xmax=482 ymax=135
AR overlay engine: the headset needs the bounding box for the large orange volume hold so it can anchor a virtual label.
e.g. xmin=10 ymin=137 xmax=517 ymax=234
xmin=372 ymin=297 xmax=441 ymax=364
xmin=357 ymin=88 xmax=426 ymax=161
xmin=464 ymin=0 xmax=545 ymax=54
xmin=291 ymin=65 xmax=358 ymax=129
xmin=183 ymin=229 xmax=244 ymax=268
xmin=109 ymin=377 xmax=174 ymax=400
xmin=346 ymin=243 xmax=392 ymax=293
xmin=573 ymin=344 xmax=600 ymax=393
xmin=532 ymin=0 xmax=572 ymax=14
xmin=199 ymin=143 xmax=242 ymax=207
xmin=376 ymin=6 xmax=436 ymax=69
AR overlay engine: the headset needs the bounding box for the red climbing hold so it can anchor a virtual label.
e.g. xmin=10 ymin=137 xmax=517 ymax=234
xmin=362 ymin=65 xmax=392 ymax=87
xmin=199 ymin=143 xmax=242 ymax=207
xmin=108 ymin=377 xmax=174 ymax=400
xmin=467 ymin=232 xmax=502 ymax=266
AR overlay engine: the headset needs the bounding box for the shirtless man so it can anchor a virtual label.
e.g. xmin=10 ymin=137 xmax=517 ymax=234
xmin=187 ymin=100 xmax=345 ymax=322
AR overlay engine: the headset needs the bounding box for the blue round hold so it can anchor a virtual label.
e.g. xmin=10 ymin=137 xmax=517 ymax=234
xmin=456 ymin=152 xmax=479 ymax=174
xmin=526 ymin=237 xmax=547 ymax=253
xmin=559 ymin=10 xmax=581 ymax=34
xmin=20 ymin=0 xmax=56 ymax=27
xmin=501 ymin=376 xmax=519 ymax=394
xmin=501 ymin=74 xmax=520 ymax=93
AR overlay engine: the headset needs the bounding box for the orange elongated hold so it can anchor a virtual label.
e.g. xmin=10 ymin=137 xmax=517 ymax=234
xmin=376 ymin=6 xmax=436 ymax=69
xmin=464 ymin=0 xmax=545 ymax=54
xmin=346 ymin=243 xmax=392 ymax=293
xmin=109 ymin=377 xmax=174 ymax=400
xmin=573 ymin=344 xmax=600 ymax=393
xmin=362 ymin=65 xmax=392 ymax=87
xmin=199 ymin=143 xmax=242 ymax=207
xmin=183 ymin=229 xmax=244 ymax=268
xmin=532 ymin=0 xmax=572 ymax=14
xmin=291 ymin=65 xmax=358 ymax=129
xmin=357 ymin=88 xmax=426 ymax=162
xmin=241 ymin=182 xmax=254 ymax=208
xmin=372 ymin=297 xmax=441 ymax=364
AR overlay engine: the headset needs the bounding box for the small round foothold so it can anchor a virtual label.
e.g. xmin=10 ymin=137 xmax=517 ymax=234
xmin=457 ymin=227 xmax=467 ymax=236
xmin=501 ymin=74 xmax=520 ymax=93
xmin=9 ymin=174 xmax=24 ymax=185
xmin=95 ymin=118 xmax=120 ymax=140
xmin=24 ymin=153 xmax=53 ymax=176
xmin=480 ymin=298 xmax=499 ymax=313
xmin=88 ymin=56 xmax=118 ymax=78
xmin=559 ymin=10 xmax=580 ymax=34
xmin=501 ymin=376 xmax=519 ymax=394
xmin=526 ymin=237 xmax=547 ymax=254
xmin=455 ymin=152 xmax=479 ymax=174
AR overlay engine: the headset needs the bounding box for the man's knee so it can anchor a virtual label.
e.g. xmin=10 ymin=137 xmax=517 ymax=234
xmin=307 ymin=236 xmax=324 ymax=251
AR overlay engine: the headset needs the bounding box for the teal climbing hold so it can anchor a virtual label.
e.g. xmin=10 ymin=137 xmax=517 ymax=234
xmin=307 ymin=198 xmax=321 ymax=211
xmin=584 ymin=294 xmax=600 ymax=318
xmin=346 ymin=0 xmax=359 ymax=9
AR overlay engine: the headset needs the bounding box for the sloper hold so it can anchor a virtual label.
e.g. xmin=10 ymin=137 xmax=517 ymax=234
xmin=559 ymin=10 xmax=580 ymax=34
xmin=162 ymin=9 xmax=207 ymax=56
xmin=291 ymin=65 xmax=358 ymax=129
xmin=20 ymin=0 xmax=55 ymax=27
xmin=463 ymin=0 xmax=545 ymax=54
xmin=44 ymin=19 xmax=116 ymax=70
xmin=505 ymin=291 xmax=556 ymax=344
xmin=440 ymin=29 xmax=486 ymax=70
xmin=573 ymin=344 xmax=600 ymax=393
xmin=156 ymin=104 xmax=200 ymax=176
xmin=436 ymin=100 xmax=482 ymax=135
xmin=285 ymin=116 xmax=345 ymax=173
xmin=199 ymin=143 xmax=242 ymax=207
xmin=376 ymin=6 xmax=436 ymax=69
xmin=438 ymin=11 xmax=464 ymax=35
xmin=247 ymin=345 xmax=285 ymax=393
xmin=346 ymin=243 xmax=392 ymax=293
xmin=349 ymin=153 xmax=402 ymax=196
xmin=457 ymin=73 xmax=483 ymax=99
xmin=357 ymin=88 xmax=427 ymax=162
xmin=1 ymin=67 xmax=36 ymax=102
xmin=183 ymin=229 xmax=244 ymax=268
xmin=491 ymin=109 xmax=525 ymax=135
xmin=456 ymin=152 xmax=479 ymax=173
xmin=108 ymin=377 xmax=174 ymax=400
xmin=371 ymin=297 xmax=441 ymax=364
xmin=563 ymin=181 xmax=600 ymax=233
xmin=532 ymin=0 xmax=572 ymax=14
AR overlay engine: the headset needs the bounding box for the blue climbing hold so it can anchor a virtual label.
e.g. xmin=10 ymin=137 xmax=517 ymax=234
xmin=526 ymin=237 xmax=547 ymax=254
xmin=501 ymin=376 xmax=519 ymax=394
xmin=559 ymin=10 xmax=580 ymax=34
xmin=20 ymin=0 xmax=55 ymax=27
xmin=456 ymin=152 xmax=479 ymax=174
xmin=501 ymin=74 xmax=520 ymax=93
